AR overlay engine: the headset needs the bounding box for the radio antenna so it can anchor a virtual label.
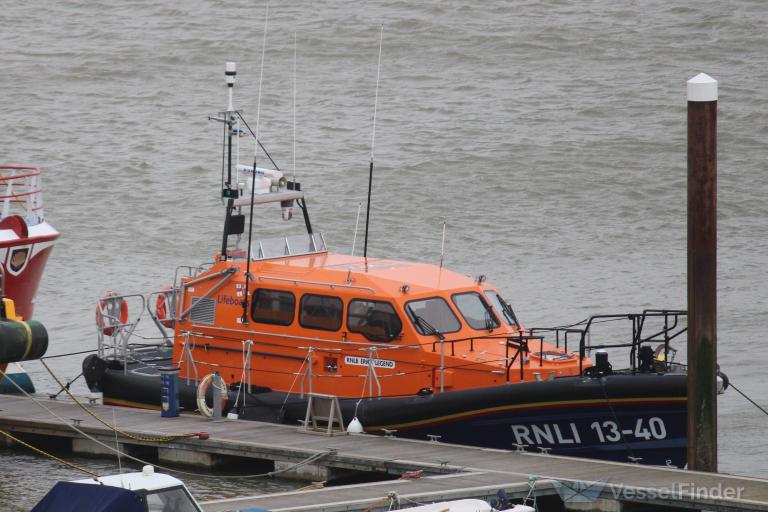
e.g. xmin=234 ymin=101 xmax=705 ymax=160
xmin=351 ymin=202 xmax=363 ymax=256
xmin=362 ymin=24 xmax=383 ymax=259
xmin=243 ymin=0 xmax=269 ymax=324
xmin=439 ymin=219 xmax=447 ymax=269
xmin=292 ymin=32 xmax=297 ymax=182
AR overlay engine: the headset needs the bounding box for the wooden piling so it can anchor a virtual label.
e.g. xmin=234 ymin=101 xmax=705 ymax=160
xmin=686 ymin=72 xmax=718 ymax=472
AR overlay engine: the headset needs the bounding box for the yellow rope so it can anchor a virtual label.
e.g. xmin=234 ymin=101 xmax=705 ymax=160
xmin=296 ymin=481 xmax=326 ymax=491
xmin=41 ymin=360 xmax=201 ymax=443
xmin=0 ymin=428 xmax=100 ymax=478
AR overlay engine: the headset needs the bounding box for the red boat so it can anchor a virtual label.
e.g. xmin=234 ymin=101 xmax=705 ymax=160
xmin=0 ymin=166 xmax=59 ymax=320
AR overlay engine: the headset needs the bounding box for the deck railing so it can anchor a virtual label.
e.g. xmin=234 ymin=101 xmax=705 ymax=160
xmin=529 ymin=309 xmax=687 ymax=373
xmin=0 ymin=166 xmax=46 ymax=224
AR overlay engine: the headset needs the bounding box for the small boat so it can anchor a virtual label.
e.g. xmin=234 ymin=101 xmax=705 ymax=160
xmin=31 ymin=465 xmax=202 ymax=512
xmin=82 ymin=62 xmax=696 ymax=467
xmin=0 ymin=165 xmax=58 ymax=320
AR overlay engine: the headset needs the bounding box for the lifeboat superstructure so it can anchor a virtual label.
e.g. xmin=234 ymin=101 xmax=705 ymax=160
xmin=173 ymin=243 xmax=586 ymax=399
xmin=83 ymin=62 xmax=690 ymax=467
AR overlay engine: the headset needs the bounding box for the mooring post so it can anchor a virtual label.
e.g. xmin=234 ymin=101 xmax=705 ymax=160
xmin=686 ymin=72 xmax=718 ymax=472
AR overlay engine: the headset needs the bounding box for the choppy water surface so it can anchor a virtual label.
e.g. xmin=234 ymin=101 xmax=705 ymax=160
xmin=1 ymin=0 xmax=767 ymax=508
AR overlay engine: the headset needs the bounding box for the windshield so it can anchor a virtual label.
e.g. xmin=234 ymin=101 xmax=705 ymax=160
xmin=405 ymin=297 xmax=461 ymax=335
xmin=452 ymin=292 xmax=499 ymax=331
xmin=144 ymin=486 xmax=201 ymax=512
xmin=484 ymin=290 xmax=518 ymax=326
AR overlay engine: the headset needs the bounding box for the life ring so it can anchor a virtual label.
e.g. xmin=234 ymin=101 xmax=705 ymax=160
xmin=155 ymin=285 xmax=175 ymax=328
xmin=95 ymin=291 xmax=128 ymax=336
xmin=196 ymin=373 xmax=228 ymax=418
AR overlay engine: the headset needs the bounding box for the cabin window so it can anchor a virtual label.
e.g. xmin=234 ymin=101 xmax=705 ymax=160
xmin=347 ymin=299 xmax=402 ymax=342
xmin=143 ymin=485 xmax=201 ymax=512
xmin=299 ymin=294 xmax=343 ymax=331
xmin=405 ymin=297 xmax=461 ymax=335
xmin=251 ymin=289 xmax=295 ymax=326
xmin=452 ymin=292 xmax=499 ymax=331
xmin=484 ymin=290 xmax=518 ymax=326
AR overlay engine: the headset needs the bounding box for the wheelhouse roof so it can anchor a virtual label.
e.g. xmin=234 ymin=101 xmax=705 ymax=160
xmin=235 ymin=252 xmax=484 ymax=298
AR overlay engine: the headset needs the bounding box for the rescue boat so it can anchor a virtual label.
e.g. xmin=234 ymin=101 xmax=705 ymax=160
xmin=83 ymin=62 xmax=691 ymax=467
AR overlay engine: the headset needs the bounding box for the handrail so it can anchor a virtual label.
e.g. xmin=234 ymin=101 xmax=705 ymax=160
xmin=178 ymin=267 xmax=238 ymax=321
xmin=95 ymin=293 xmax=148 ymax=375
xmin=0 ymin=166 xmax=46 ymax=224
xmin=257 ymin=275 xmax=376 ymax=294
xmin=530 ymin=310 xmax=687 ymax=373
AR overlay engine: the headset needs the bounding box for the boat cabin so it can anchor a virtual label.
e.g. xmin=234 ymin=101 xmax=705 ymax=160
xmin=169 ymin=182 xmax=588 ymax=400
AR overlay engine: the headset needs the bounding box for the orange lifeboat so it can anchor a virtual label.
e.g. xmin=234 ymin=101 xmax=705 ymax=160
xmin=82 ymin=62 xmax=690 ymax=468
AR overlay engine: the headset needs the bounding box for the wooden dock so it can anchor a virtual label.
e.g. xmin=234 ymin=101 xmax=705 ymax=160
xmin=1 ymin=393 xmax=768 ymax=512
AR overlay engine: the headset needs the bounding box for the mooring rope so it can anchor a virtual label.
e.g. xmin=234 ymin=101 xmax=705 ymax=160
xmin=0 ymin=428 xmax=100 ymax=478
xmin=41 ymin=359 xmax=205 ymax=443
xmin=0 ymin=365 xmax=336 ymax=479
xmin=728 ymin=379 xmax=768 ymax=417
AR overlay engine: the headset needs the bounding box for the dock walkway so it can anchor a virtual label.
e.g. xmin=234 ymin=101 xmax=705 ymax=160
xmin=0 ymin=394 xmax=766 ymax=512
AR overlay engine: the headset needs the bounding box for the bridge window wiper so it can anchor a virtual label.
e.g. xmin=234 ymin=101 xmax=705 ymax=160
xmin=499 ymin=297 xmax=520 ymax=329
xmin=413 ymin=314 xmax=444 ymax=340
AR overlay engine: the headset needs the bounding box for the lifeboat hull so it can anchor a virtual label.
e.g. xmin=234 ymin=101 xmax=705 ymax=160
xmin=83 ymin=351 xmax=686 ymax=467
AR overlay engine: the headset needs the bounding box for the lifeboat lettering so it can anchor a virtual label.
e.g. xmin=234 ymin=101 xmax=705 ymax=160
xmin=217 ymin=294 xmax=241 ymax=305
xmin=344 ymin=355 xmax=395 ymax=369
xmin=511 ymin=422 xmax=582 ymax=446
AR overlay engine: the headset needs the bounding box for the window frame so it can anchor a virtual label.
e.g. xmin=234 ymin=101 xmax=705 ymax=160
xmin=451 ymin=291 xmax=500 ymax=331
xmin=346 ymin=298 xmax=403 ymax=342
xmin=404 ymin=296 xmax=462 ymax=336
xmin=138 ymin=484 xmax=203 ymax=512
xmin=299 ymin=293 xmax=344 ymax=332
xmin=250 ymin=288 xmax=296 ymax=326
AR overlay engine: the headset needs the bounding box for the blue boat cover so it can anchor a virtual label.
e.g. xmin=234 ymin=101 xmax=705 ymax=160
xmin=31 ymin=481 xmax=144 ymax=512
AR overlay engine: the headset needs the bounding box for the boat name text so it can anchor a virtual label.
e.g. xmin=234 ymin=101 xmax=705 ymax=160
xmin=511 ymin=417 xmax=667 ymax=446
xmin=344 ymin=356 xmax=396 ymax=369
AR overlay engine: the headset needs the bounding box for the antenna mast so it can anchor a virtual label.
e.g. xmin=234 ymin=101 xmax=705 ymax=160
xmin=220 ymin=62 xmax=238 ymax=262
xmin=242 ymin=1 xmax=269 ymax=324
xmin=351 ymin=202 xmax=363 ymax=256
xmin=439 ymin=219 xmax=447 ymax=268
xmin=225 ymin=61 xmax=237 ymax=192
xmin=362 ymin=25 xmax=384 ymax=259
xmin=293 ymin=32 xmax=297 ymax=182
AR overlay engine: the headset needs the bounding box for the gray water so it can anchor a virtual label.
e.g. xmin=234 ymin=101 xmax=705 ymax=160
xmin=1 ymin=0 xmax=768 ymax=508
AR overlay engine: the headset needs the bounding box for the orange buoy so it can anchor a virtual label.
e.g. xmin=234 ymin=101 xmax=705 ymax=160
xmin=96 ymin=292 xmax=128 ymax=336
xmin=155 ymin=285 xmax=175 ymax=328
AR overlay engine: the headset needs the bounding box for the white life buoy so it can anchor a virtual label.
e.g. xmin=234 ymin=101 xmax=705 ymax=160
xmin=196 ymin=373 xmax=228 ymax=418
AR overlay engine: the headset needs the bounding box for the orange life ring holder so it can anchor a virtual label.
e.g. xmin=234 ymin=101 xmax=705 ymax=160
xmin=96 ymin=291 xmax=128 ymax=336
xmin=155 ymin=285 xmax=175 ymax=328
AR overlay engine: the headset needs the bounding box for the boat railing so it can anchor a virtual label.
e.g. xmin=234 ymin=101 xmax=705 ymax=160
xmin=430 ymin=333 xmax=540 ymax=385
xmin=96 ymin=293 xmax=153 ymax=374
xmin=530 ymin=309 xmax=687 ymax=374
xmin=0 ymin=166 xmax=46 ymax=224
xmin=247 ymin=232 xmax=327 ymax=261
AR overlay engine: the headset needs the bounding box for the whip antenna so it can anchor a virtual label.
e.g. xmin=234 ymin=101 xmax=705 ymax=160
xmin=439 ymin=219 xmax=447 ymax=269
xmin=293 ymin=32 xmax=297 ymax=182
xmin=362 ymin=24 xmax=384 ymax=259
xmin=351 ymin=202 xmax=363 ymax=256
xmin=243 ymin=0 xmax=269 ymax=324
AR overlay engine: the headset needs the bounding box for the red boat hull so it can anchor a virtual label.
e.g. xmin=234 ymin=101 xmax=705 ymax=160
xmin=0 ymin=221 xmax=58 ymax=319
